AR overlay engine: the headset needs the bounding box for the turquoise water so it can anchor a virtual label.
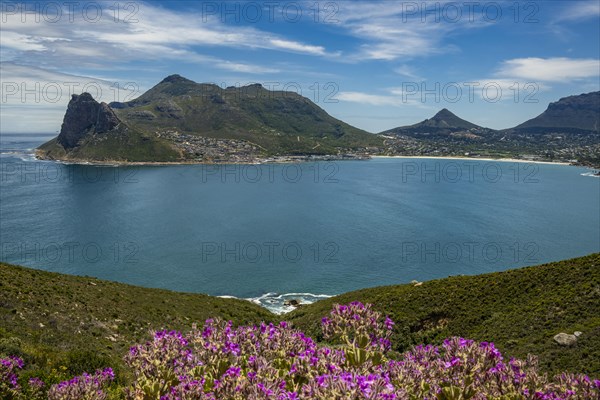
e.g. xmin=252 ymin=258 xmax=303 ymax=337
xmin=1 ymin=134 xmax=599 ymax=312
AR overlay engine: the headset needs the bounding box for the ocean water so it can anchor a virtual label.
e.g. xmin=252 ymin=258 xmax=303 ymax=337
xmin=1 ymin=134 xmax=599 ymax=313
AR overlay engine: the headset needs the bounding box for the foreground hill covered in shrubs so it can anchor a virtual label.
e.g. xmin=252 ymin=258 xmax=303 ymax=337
xmin=287 ymin=254 xmax=600 ymax=376
xmin=3 ymin=302 xmax=599 ymax=399
xmin=0 ymin=253 xmax=599 ymax=398
xmin=0 ymin=262 xmax=272 ymax=386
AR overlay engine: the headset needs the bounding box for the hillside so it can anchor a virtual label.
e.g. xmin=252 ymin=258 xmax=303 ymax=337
xmin=0 ymin=263 xmax=272 ymax=381
xmin=36 ymin=75 xmax=382 ymax=163
xmin=1 ymin=254 xmax=600 ymax=381
xmin=510 ymin=91 xmax=600 ymax=134
xmin=287 ymin=253 xmax=600 ymax=376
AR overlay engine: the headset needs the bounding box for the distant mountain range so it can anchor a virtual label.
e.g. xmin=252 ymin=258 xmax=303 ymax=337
xmin=382 ymin=92 xmax=599 ymax=137
xmin=380 ymin=91 xmax=599 ymax=166
xmin=36 ymin=78 xmax=599 ymax=165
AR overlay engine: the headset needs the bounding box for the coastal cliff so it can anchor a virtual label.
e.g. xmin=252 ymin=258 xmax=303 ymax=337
xmin=57 ymin=93 xmax=121 ymax=148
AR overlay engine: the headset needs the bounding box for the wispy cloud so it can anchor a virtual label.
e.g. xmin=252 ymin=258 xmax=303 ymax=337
xmin=338 ymin=89 xmax=428 ymax=108
xmin=0 ymin=63 xmax=140 ymax=132
xmin=555 ymin=0 xmax=600 ymax=22
xmin=215 ymin=62 xmax=280 ymax=74
xmin=0 ymin=2 xmax=327 ymax=73
xmin=268 ymin=39 xmax=327 ymax=56
xmin=338 ymin=92 xmax=403 ymax=106
xmin=333 ymin=1 xmax=488 ymax=61
xmin=394 ymin=65 xmax=425 ymax=81
xmin=463 ymin=57 xmax=598 ymax=102
xmin=497 ymin=57 xmax=600 ymax=82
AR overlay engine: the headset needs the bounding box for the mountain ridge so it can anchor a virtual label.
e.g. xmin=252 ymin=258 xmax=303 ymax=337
xmin=36 ymin=78 xmax=599 ymax=165
xmin=37 ymin=75 xmax=382 ymax=162
xmin=508 ymin=91 xmax=600 ymax=134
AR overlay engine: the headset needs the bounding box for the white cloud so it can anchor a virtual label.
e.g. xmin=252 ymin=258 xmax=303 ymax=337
xmin=215 ymin=62 xmax=279 ymax=74
xmin=0 ymin=31 xmax=49 ymax=51
xmin=497 ymin=57 xmax=600 ymax=82
xmin=0 ymin=2 xmax=328 ymax=73
xmin=464 ymin=57 xmax=598 ymax=103
xmin=464 ymin=79 xmax=550 ymax=102
xmin=0 ymin=63 xmax=139 ymax=104
xmin=333 ymin=1 xmax=488 ymax=61
xmin=269 ymin=39 xmax=326 ymax=56
xmin=555 ymin=1 xmax=600 ymax=22
xmin=394 ymin=65 xmax=424 ymax=81
xmin=338 ymin=90 xmax=428 ymax=108
xmin=338 ymin=91 xmax=403 ymax=106
xmin=0 ymin=63 xmax=141 ymax=132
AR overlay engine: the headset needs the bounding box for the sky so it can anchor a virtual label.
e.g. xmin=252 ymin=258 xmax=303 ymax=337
xmin=1 ymin=0 xmax=599 ymax=133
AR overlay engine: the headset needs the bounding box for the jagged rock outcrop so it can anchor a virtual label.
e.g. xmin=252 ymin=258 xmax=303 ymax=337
xmin=57 ymin=93 xmax=121 ymax=148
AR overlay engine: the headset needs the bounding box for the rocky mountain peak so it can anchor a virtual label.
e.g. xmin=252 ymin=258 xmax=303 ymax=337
xmin=57 ymin=93 xmax=121 ymax=148
xmin=159 ymin=74 xmax=195 ymax=84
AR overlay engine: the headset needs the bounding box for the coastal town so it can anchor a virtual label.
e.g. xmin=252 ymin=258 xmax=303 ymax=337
xmin=381 ymin=132 xmax=600 ymax=168
xmin=155 ymin=130 xmax=372 ymax=163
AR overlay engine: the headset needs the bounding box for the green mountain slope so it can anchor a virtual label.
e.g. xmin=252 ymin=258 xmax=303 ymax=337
xmin=37 ymin=75 xmax=382 ymax=162
xmin=110 ymin=75 xmax=381 ymax=155
xmin=287 ymin=253 xmax=600 ymax=375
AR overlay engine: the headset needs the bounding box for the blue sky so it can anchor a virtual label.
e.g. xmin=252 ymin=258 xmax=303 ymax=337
xmin=1 ymin=0 xmax=599 ymax=133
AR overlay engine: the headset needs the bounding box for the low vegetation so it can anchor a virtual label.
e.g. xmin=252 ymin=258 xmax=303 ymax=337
xmin=0 ymin=263 xmax=271 ymax=386
xmin=1 ymin=253 xmax=599 ymax=398
xmin=2 ymin=302 xmax=598 ymax=399
xmin=287 ymin=253 xmax=600 ymax=376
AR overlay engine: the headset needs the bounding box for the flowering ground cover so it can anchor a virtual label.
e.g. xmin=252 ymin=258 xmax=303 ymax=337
xmin=1 ymin=254 xmax=599 ymax=398
xmin=2 ymin=301 xmax=599 ymax=399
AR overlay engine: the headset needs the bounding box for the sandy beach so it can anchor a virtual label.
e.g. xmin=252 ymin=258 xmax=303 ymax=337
xmin=372 ymin=155 xmax=574 ymax=166
xmin=35 ymin=151 xmax=584 ymax=168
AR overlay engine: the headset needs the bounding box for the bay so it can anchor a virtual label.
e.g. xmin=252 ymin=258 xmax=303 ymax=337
xmin=1 ymin=134 xmax=599 ymax=312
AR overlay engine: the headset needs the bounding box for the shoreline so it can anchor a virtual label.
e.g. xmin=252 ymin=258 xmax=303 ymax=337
xmin=34 ymin=151 xmax=597 ymax=169
xmin=34 ymin=150 xmax=370 ymax=167
xmin=371 ymin=155 xmax=574 ymax=166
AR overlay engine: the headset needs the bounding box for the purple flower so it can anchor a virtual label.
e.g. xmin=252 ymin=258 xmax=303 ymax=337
xmin=444 ymin=357 xmax=461 ymax=369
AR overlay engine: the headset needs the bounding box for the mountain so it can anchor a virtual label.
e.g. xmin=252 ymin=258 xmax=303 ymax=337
xmin=381 ymin=108 xmax=492 ymax=137
xmin=37 ymin=92 xmax=183 ymax=162
xmin=37 ymin=75 xmax=382 ymax=162
xmin=509 ymin=91 xmax=600 ymax=134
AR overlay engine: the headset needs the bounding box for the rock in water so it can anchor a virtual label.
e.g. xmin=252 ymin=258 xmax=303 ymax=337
xmin=284 ymin=299 xmax=301 ymax=307
xmin=57 ymin=93 xmax=120 ymax=148
xmin=553 ymin=332 xmax=578 ymax=346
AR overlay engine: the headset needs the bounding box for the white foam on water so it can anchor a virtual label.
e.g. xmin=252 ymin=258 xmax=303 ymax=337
xmin=0 ymin=150 xmax=38 ymax=162
xmin=217 ymin=292 xmax=333 ymax=314
xmin=580 ymin=171 xmax=600 ymax=178
xmin=246 ymin=292 xmax=334 ymax=314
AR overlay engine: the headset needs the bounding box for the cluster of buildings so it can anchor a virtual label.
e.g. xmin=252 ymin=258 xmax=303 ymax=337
xmin=156 ymin=130 xmax=263 ymax=163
